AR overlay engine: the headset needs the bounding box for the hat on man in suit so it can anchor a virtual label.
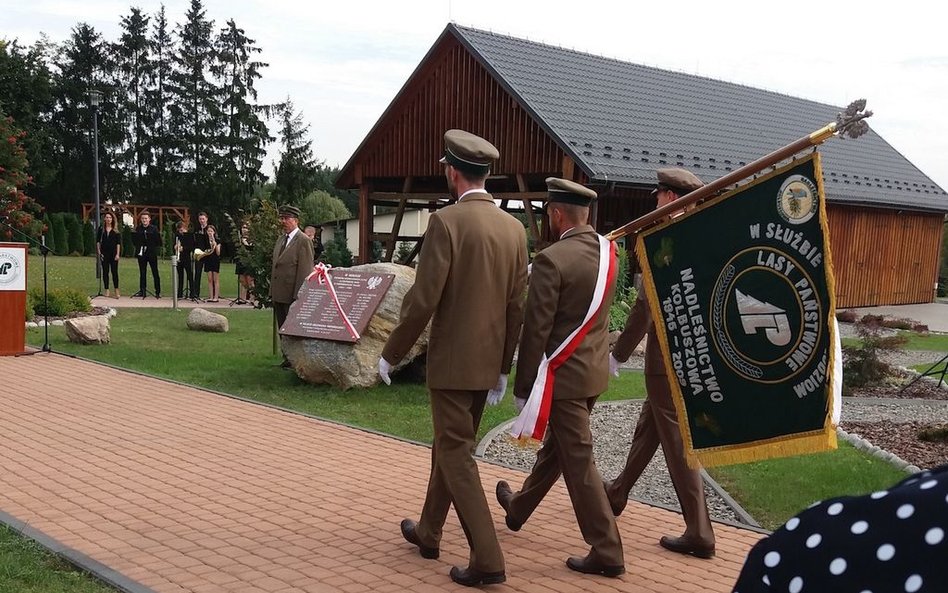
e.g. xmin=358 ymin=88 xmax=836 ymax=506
xmin=439 ymin=129 xmax=499 ymax=176
xmin=278 ymin=204 xmax=301 ymax=218
xmin=652 ymin=168 xmax=704 ymax=196
xmin=545 ymin=177 xmax=597 ymax=207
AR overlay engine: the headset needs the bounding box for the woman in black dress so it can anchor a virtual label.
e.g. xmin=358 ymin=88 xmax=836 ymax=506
xmin=96 ymin=211 xmax=121 ymax=298
xmin=203 ymin=225 xmax=222 ymax=302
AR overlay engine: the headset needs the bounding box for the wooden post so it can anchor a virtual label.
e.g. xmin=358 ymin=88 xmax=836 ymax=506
xmin=359 ymin=181 xmax=372 ymax=264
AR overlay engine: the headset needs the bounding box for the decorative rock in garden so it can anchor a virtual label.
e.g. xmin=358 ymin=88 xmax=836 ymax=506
xmin=186 ymin=308 xmax=229 ymax=333
xmin=63 ymin=316 xmax=110 ymax=345
xmin=283 ymin=262 xmax=428 ymax=389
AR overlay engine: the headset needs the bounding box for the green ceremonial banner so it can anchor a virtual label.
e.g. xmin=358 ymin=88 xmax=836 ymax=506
xmin=636 ymin=152 xmax=839 ymax=468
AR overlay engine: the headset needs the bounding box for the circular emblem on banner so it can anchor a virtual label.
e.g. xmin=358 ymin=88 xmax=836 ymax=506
xmin=0 ymin=251 xmax=23 ymax=286
xmin=776 ymin=174 xmax=818 ymax=224
xmin=710 ymin=247 xmax=822 ymax=384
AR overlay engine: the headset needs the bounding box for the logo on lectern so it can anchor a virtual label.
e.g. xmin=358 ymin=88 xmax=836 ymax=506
xmin=0 ymin=252 xmax=23 ymax=287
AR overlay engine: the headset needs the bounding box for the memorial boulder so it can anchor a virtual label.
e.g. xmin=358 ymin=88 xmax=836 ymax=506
xmin=281 ymin=262 xmax=428 ymax=389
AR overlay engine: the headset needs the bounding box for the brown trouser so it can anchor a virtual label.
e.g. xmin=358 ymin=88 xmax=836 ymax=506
xmin=414 ymin=389 xmax=504 ymax=573
xmin=607 ymin=374 xmax=714 ymax=546
xmin=506 ymin=397 xmax=624 ymax=566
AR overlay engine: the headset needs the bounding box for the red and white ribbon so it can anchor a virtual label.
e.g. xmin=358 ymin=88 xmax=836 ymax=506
xmin=306 ymin=263 xmax=360 ymax=341
xmin=511 ymin=236 xmax=617 ymax=441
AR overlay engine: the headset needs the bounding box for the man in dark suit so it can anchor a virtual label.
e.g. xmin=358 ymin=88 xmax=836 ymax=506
xmin=606 ymin=167 xmax=716 ymax=559
xmin=270 ymin=205 xmax=315 ymax=369
xmin=379 ymin=129 xmax=527 ymax=587
xmin=132 ymin=211 xmax=161 ymax=298
xmin=495 ymin=178 xmax=624 ymax=577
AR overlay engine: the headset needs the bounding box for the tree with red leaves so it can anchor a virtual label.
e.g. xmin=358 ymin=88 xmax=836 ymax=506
xmin=0 ymin=113 xmax=44 ymax=241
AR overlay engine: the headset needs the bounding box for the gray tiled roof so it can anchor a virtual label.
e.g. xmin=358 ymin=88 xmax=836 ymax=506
xmin=453 ymin=25 xmax=947 ymax=212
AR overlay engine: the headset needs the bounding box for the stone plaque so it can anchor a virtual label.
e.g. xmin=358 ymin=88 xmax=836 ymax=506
xmin=280 ymin=270 xmax=395 ymax=342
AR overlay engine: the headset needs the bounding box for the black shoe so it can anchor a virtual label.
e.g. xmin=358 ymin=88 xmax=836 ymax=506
xmin=155 ymin=293 xmax=161 ymax=299
xmin=400 ymin=519 xmax=439 ymax=559
xmin=565 ymin=554 xmax=625 ymax=577
xmin=495 ymin=481 xmax=522 ymax=531
xmin=659 ymin=535 xmax=715 ymax=559
xmin=280 ymin=359 xmax=292 ymax=369
xmin=131 ymin=291 xmax=144 ymax=298
xmin=449 ymin=566 xmax=506 ymax=587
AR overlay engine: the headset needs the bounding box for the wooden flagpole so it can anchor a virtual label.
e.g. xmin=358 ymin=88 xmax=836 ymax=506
xmin=604 ymin=99 xmax=873 ymax=242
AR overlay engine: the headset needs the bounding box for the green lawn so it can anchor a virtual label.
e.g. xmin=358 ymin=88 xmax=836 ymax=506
xmin=7 ymin=259 xmax=935 ymax=589
xmin=842 ymin=330 xmax=948 ymax=353
xmin=0 ymin=525 xmax=115 ymax=593
xmin=27 ymin=255 xmax=241 ymax=298
xmin=707 ymin=441 xmax=906 ymax=530
xmin=29 ymin=308 xmax=644 ymax=444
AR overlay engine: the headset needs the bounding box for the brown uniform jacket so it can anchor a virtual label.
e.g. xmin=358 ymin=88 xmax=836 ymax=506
xmin=612 ymin=288 xmax=665 ymax=375
xmin=514 ymin=225 xmax=617 ymax=400
xmin=270 ymin=230 xmax=315 ymax=305
xmin=382 ymin=193 xmax=527 ymax=390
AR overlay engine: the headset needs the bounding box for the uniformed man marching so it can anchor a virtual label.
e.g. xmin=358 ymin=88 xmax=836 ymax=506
xmin=379 ymin=129 xmax=527 ymax=587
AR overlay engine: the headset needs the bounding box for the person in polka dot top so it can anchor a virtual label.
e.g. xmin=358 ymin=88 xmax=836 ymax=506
xmin=732 ymin=463 xmax=947 ymax=592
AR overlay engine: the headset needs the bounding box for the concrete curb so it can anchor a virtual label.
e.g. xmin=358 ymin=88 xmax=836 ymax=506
xmin=837 ymin=428 xmax=922 ymax=474
xmin=0 ymin=509 xmax=154 ymax=593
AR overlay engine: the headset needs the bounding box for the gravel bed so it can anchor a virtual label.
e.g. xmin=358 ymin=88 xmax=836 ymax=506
xmin=481 ymin=400 xmax=745 ymax=526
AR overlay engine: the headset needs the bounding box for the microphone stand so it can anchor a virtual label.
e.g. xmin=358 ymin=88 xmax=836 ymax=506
xmin=0 ymin=218 xmax=53 ymax=352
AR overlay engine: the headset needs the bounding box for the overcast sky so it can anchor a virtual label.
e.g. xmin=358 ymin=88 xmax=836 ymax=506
xmin=5 ymin=0 xmax=948 ymax=192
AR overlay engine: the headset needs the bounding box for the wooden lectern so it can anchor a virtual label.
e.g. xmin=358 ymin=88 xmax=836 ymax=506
xmin=0 ymin=242 xmax=28 ymax=355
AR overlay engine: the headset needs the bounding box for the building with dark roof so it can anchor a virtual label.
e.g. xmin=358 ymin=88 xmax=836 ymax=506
xmin=337 ymin=23 xmax=947 ymax=307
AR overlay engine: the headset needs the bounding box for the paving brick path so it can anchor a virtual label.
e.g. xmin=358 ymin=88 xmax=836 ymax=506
xmin=0 ymin=353 xmax=763 ymax=592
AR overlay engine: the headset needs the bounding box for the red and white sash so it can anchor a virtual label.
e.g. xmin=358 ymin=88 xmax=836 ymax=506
xmin=511 ymin=235 xmax=617 ymax=441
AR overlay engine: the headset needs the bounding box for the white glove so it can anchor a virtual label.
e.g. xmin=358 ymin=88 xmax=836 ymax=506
xmin=609 ymin=353 xmax=621 ymax=377
xmin=514 ymin=397 xmax=527 ymax=413
xmin=486 ymin=374 xmax=509 ymax=406
xmin=378 ymin=357 xmax=393 ymax=385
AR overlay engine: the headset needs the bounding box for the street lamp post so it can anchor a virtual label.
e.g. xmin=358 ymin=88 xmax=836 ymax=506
xmin=89 ymin=89 xmax=103 ymax=296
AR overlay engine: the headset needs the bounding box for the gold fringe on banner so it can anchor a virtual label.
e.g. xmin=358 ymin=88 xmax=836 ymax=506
xmin=634 ymin=152 xmax=839 ymax=470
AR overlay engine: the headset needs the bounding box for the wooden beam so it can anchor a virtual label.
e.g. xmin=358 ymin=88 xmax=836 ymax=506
xmin=359 ymin=182 xmax=372 ymax=264
xmin=562 ymin=156 xmax=575 ymax=181
xmin=386 ymin=195 xmax=408 ymax=263
xmin=370 ymin=233 xmax=423 ymax=243
xmin=516 ymin=174 xmax=542 ymax=247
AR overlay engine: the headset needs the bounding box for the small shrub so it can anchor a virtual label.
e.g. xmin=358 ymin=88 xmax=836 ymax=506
xmin=82 ymin=221 xmax=95 ymax=255
xmin=121 ymin=224 xmax=134 ymax=257
xmin=836 ymin=309 xmax=857 ymax=323
xmin=918 ymin=424 xmax=948 ymax=443
xmin=25 ymin=292 xmax=34 ymax=321
xmin=860 ymin=313 xmax=884 ymax=325
xmin=324 ymin=232 xmax=353 ymax=268
xmin=881 ymin=317 xmax=914 ymax=330
xmin=912 ymin=323 xmax=929 ymax=333
xmin=66 ymin=214 xmax=83 ymax=255
xmin=842 ymin=316 xmax=909 ymax=391
xmin=28 ymin=287 xmax=92 ymax=317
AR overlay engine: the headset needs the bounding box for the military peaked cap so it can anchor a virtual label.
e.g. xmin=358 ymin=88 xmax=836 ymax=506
xmin=545 ymin=177 xmax=597 ymax=207
xmin=278 ymin=204 xmax=301 ymax=218
xmin=652 ymin=168 xmax=704 ymax=195
xmin=439 ymin=129 xmax=499 ymax=175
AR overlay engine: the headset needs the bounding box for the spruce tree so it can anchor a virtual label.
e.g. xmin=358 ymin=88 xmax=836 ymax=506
xmin=168 ymin=0 xmax=221 ymax=198
xmin=212 ymin=19 xmax=273 ymax=215
xmin=114 ymin=7 xmax=154 ymax=199
xmin=50 ymin=24 xmax=118 ymax=213
xmin=272 ymin=97 xmax=316 ymax=205
xmin=148 ymin=4 xmax=175 ymax=199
